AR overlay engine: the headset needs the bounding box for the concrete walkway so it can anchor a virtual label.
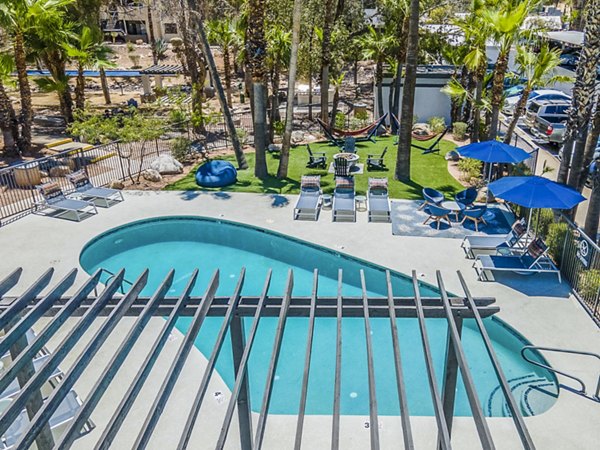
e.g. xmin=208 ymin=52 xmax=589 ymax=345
xmin=0 ymin=190 xmax=599 ymax=449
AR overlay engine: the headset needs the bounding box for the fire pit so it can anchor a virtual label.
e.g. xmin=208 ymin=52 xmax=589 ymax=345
xmin=334 ymin=152 xmax=360 ymax=170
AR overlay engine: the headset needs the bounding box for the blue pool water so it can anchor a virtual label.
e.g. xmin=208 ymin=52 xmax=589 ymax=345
xmin=80 ymin=216 xmax=558 ymax=417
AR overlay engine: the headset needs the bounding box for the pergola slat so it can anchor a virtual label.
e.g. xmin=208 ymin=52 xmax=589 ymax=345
xmin=95 ymin=269 xmax=199 ymax=450
xmin=14 ymin=270 xmax=150 ymax=449
xmin=293 ymin=269 xmax=318 ymax=450
xmin=411 ymin=271 xmax=452 ymax=450
xmin=0 ymin=267 xmax=23 ymax=298
xmin=385 ymin=271 xmax=414 ymax=450
xmin=360 ymin=271 xmax=380 ymax=450
xmin=254 ymin=270 xmax=294 ymax=449
xmin=457 ymin=271 xmax=536 ymax=450
xmin=55 ymin=270 xmax=175 ymax=450
xmin=176 ymin=269 xmax=246 ymax=449
xmin=216 ymin=270 xmax=272 ymax=449
xmin=0 ymin=270 xmax=127 ymax=438
xmin=436 ymin=271 xmax=494 ymax=449
xmin=133 ymin=270 xmax=219 ymax=450
xmin=331 ymin=270 xmax=343 ymax=450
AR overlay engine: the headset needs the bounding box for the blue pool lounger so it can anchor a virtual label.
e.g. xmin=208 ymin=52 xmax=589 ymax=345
xmin=294 ymin=175 xmax=322 ymax=221
xmin=333 ymin=176 xmax=356 ymax=222
xmin=35 ymin=182 xmax=98 ymax=222
xmin=67 ymin=170 xmax=124 ymax=207
xmin=461 ymin=219 xmax=527 ymax=258
xmin=367 ymin=177 xmax=391 ymax=223
xmin=474 ymin=238 xmax=561 ymax=282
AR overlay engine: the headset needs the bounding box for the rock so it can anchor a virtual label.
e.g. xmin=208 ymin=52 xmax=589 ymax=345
xmin=150 ymin=154 xmax=183 ymax=175
xmin=40 ymin=170 xmax=49 ymax=178
xmin=268 ymin=144 xmax=281 ymax=152
xmin=109 ymin=180 xmax=124 ymax=189
xmin=304 ymin=134 xmax=317 ymax=143
xmin=49 ymin=165 xmax=71 ymax=177
xmin=291 ymin=131 xmax=305 ymax=144
xmin=142 ymin=169 xmax=162 ymax=182
xmin=203 ymin=86 xmax=216 ymax=98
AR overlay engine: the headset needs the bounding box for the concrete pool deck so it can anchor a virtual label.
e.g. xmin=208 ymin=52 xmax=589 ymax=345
xmin=0 ymin=190 xmax=599 ymax=449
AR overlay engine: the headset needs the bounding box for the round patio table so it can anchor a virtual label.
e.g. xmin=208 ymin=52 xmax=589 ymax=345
xmin=441 ymin=201 xmax=464 ymax=221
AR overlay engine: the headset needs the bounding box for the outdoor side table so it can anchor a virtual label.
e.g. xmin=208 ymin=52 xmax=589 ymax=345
xmin=441 ymin=201 xmax=463 ymax=221
xmin=322 ymin=194 xmax=333 ymax=210
xmin=355 ymin=195 xmax=367 ymax=212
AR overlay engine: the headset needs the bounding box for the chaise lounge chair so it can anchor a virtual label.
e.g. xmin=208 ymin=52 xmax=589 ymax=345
xmin=333 ymin=176 xmax=356 ymax=222
xmin=306 ymin=144 xmax=327 ymax=169
xmin=474 ymin=238 xmax=561 ymax=282
xmin=294 ymin=176 xmax=322 ymax=221
xmin=367 ymin=178 xmax=391 ymax=223
xmin=35 ymin=182 xmax=98 ymax=222
xmin=461 ymin=219 xmax=527 ymax=258
xmin=67 ymin=170 xmax=124 ymax=207
xmin=366 ymin=147 xmax=388 ymax=171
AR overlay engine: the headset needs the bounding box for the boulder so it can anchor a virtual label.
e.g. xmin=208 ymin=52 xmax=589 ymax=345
xmin=109 ymin=180 xmax=125 ymax=189
xmin=150 ymin=154 xmax=183 ymax=175
xmin=48 ymin=165 xmax=71 ymax=177
xmin=142 ymin=169 xmax=162 ymax=182
xmin=291 ymin=131 xmax=305 ymax=144
xmin=304 ymin=134 xmax=317 ymax=143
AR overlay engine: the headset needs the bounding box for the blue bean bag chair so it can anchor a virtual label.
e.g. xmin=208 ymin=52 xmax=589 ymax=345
xmin=195 ymin=160 xmax=237 ymax=188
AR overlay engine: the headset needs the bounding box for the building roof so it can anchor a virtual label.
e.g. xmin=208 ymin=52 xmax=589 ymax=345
xmin=543 ymin=30 xmax=584 ymax=47
xmin=139 ymin=64 xmax=184 ymax=75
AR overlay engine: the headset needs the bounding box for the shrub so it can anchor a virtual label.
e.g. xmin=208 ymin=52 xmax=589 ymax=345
xmin=533 ymin=209 xmax=554 ymax=238
xmin=546 ymin=222 xmax=569 ymax=265
xmin=578 ymin=269 xmax=600 ymax=301
xmin=457 ymin=157 xmax=482 ymax=181
xmin=452 ymin=122 xmax=467 ymax=140
xmin=428 ymin=116 xmax=446 ymax=133
xmin=273 ymin=120 xmax=285 ymax=137
xmin=171 ymin=137 xmax=191 ymax=162
xmin=169 ymin=108 xmax=188 ymax=127
xmin=335 ymin=112 xmax=346 ymax=129
xmin=126 ymin=42 xmax=135 ymax=53
xmin=236 ymin=128 xmax=248 ymax=144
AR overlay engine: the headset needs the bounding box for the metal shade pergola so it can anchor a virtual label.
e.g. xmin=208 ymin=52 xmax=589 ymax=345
xmin=0 ymin=267 xmax=536 ymax=450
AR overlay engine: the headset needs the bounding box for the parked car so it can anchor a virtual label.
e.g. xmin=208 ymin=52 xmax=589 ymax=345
xmin=559 ymin=52 xmax=579 ymax=69
xmin=503 ymin=89 xmax=571 ymax=115
xmin=526 ymin=99 xmax=570 ymax=145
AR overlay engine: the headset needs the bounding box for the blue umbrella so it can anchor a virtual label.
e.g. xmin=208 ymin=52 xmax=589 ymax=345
xmin=456 ymin=140 xmax=531 ymax=164
xmin=488 ymin=176 xmax=586 ymax=209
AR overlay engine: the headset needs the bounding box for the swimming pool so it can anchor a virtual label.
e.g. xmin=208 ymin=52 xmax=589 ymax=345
xmin=80 ymin=216 xmax=558 ymax=417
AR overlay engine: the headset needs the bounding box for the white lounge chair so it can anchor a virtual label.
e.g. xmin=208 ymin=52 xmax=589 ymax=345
xmin=367 ymin=177 xmax=390 ymax=222
xmin=67 ymin=170 xmax=124 ymax=207
xmin=333 ymin=177 xmax=356 ymax=222
xmin=35 ymin=182 xmax=98 ymax=222
xmin=461 ymin=219 xmax=528 ymax=258
xmin=294 ymin=176 xmax=322 ymax=221
xmin=474 ymin=238 xmax=561 ymax=282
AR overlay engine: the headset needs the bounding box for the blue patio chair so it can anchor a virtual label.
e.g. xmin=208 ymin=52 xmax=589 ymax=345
xmin=423 ymin=204 xmax=452 ymax=229
xmin=455 ymin=187 xmax=478 ymax=208
xmin=418 ymin=187 xmax=445 ymax=211
xmin=461 ymin=206 xmax=488 ymax=232
xmin=343 ymin=137 xmax=356 ymax=153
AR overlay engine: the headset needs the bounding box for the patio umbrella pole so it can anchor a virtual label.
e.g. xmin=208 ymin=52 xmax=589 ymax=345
xmin=485 ymin=163 xmax=493 ymax=205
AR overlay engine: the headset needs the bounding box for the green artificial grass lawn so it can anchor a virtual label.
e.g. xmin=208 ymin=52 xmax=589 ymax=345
xmin=165 ymin=136 xmax=464 ymax=199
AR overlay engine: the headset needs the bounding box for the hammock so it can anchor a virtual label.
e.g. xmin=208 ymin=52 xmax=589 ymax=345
xmin=330 ymin=113 xmax=388 ymax=137
xmin=412 ymin=130 xmax=443 ymax=141
xmin=316 ymin=113 xmax=388 ymax=145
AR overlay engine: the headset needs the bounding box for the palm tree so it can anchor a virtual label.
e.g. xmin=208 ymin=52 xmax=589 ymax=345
xmin=359 ymin=26 xmax=394 ymax=119
xmin=328 ymin=72 xmax=345 ymax=129
xmin=485 ymin=0 xmax=541 ymax=140
xmin=207 ymin=18 xmax=238 ymax=106
xmin=266 ymin=26 xmax=291 ymax=142
xmin=558 ymin=0 xmax=600 ymax=189
xmin=277 ymin=0 xmax=302 ymax=179
xmin=319 ymin=0 xmax=341 ymax=123
xmin=0 ymin=54 xmax=19 ymax=155
xmin=395 ymin=0 xmax=419 ymax=181
xmin=146 ymin=0 xmax=158 ymax=64
xmin=503 ymin=45 xmax=566 ymax=143
xmin=0 ymin=0 xmax=74 ymax=152
xmin=246 ymin=0 xmax=269 ymax=178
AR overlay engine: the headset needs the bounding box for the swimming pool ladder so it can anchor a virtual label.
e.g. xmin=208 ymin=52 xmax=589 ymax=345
xmin=94 ymin=268 xmax=134 ymax=295
xmin=521 ymin=345 xmax=600 ymax=402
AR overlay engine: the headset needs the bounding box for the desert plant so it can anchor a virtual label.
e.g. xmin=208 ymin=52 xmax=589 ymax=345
xmin=335 ymin=112 xmax=346 ymax=129
xmin=273 ymin=120 xmax=285 ymax=137
xmin=354 ymin=109 xmax=368 ymax=125
xmin=546 ymin=222 xmax=570 ymax=265
xmin=126 ymin=41 xmax=135 ymax=53
xmin=452 ymin=122 xmax=468 ymax=140
xmin=170 ymin=137 xmax=191 ymax=162
xmin=236 ymin=128 xmax=248 ymax=145
xmin=427 ymin=116 xmax=446 ymax=133
xmin=457 ymin=157 xmax=482 ymax=181
xmin=578 ymin=269 xmax=600 ymax=301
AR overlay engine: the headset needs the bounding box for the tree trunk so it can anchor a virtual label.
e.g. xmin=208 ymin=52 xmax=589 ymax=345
xmin=461 ymin=68 xmax=474 ymax=124
xmin=391 ymin=63 xmax=402 ymax=133
xmin=503 ymin=87 xmax=531 ymax=144
xmin=277 ymin=0 xmax=302 ymax=179
xmin=269 ymin=67 xmax=281 ymax=143
xmin=577 ymin=102 xmax=600 ymax=191
xmin=376 ymin=60 xmax=384 ymax=119
xmin=14 ymin=31 xmax=32 ymax=153
xmin=320 ymin=0 xmax=337 ymax=123
xmin=75 ymin=63 xmax=86 ymax=110
xmin=584 ymin=173 xmax=600 ymax=240
xmin=571 ymin=0 xmax=587 ymax=31
xmin=329 ymin=86 xmax=340 ymax=129
xmin=0 ymin=79 xmax=19 ymax=155
xmin=99 ymin=67 xmax=112 ymax=104
xmin=247 ymin=0 xmax=268 ymax=177
xmin=488 ymin=49 xmax=510 ymax=140
xmin=395 ymin=0 xmax=419 ymax=181
xmin=471 ymin=63 xmax=485 ymax=143
xmin=223 ymin=46 xmax=233 ymax=106
xmin=353 ymin=59 xmax=358 ymax=84
xmin=192 ymin=5 xmax=248 ymax=169
xmin=147 ymin=2 xmax=158 ymax=64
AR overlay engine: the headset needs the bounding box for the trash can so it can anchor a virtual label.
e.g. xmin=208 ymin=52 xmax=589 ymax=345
xmin=14 ymin=162 xmax=42 ymax=188
xmin=354 ymin=103 xmax=367 ymax=117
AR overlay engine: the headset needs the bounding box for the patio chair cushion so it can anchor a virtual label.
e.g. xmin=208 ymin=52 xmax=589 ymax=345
xmin=37 ymin=182 xmax=64 ymax=200
xmin=68 ymin=170 xmax=91 ymax=189
xmin=422 ymin=187 xmax=444 ymax=204
xmin=301 ymin=175 xmax=321 ymax=191
xmin=335 ymin=177 xmax=354 ymax=192
xmin=368 ymin=177 xmax=388 ymax=192
xmin=513 ymin=220 xmax=527 ymax=237
xmin=527 ymin=239 xmax=547 ymax=259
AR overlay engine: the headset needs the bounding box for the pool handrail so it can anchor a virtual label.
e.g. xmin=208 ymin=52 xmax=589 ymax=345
xmin=520 ymin=345 xmax=600 ymax=401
